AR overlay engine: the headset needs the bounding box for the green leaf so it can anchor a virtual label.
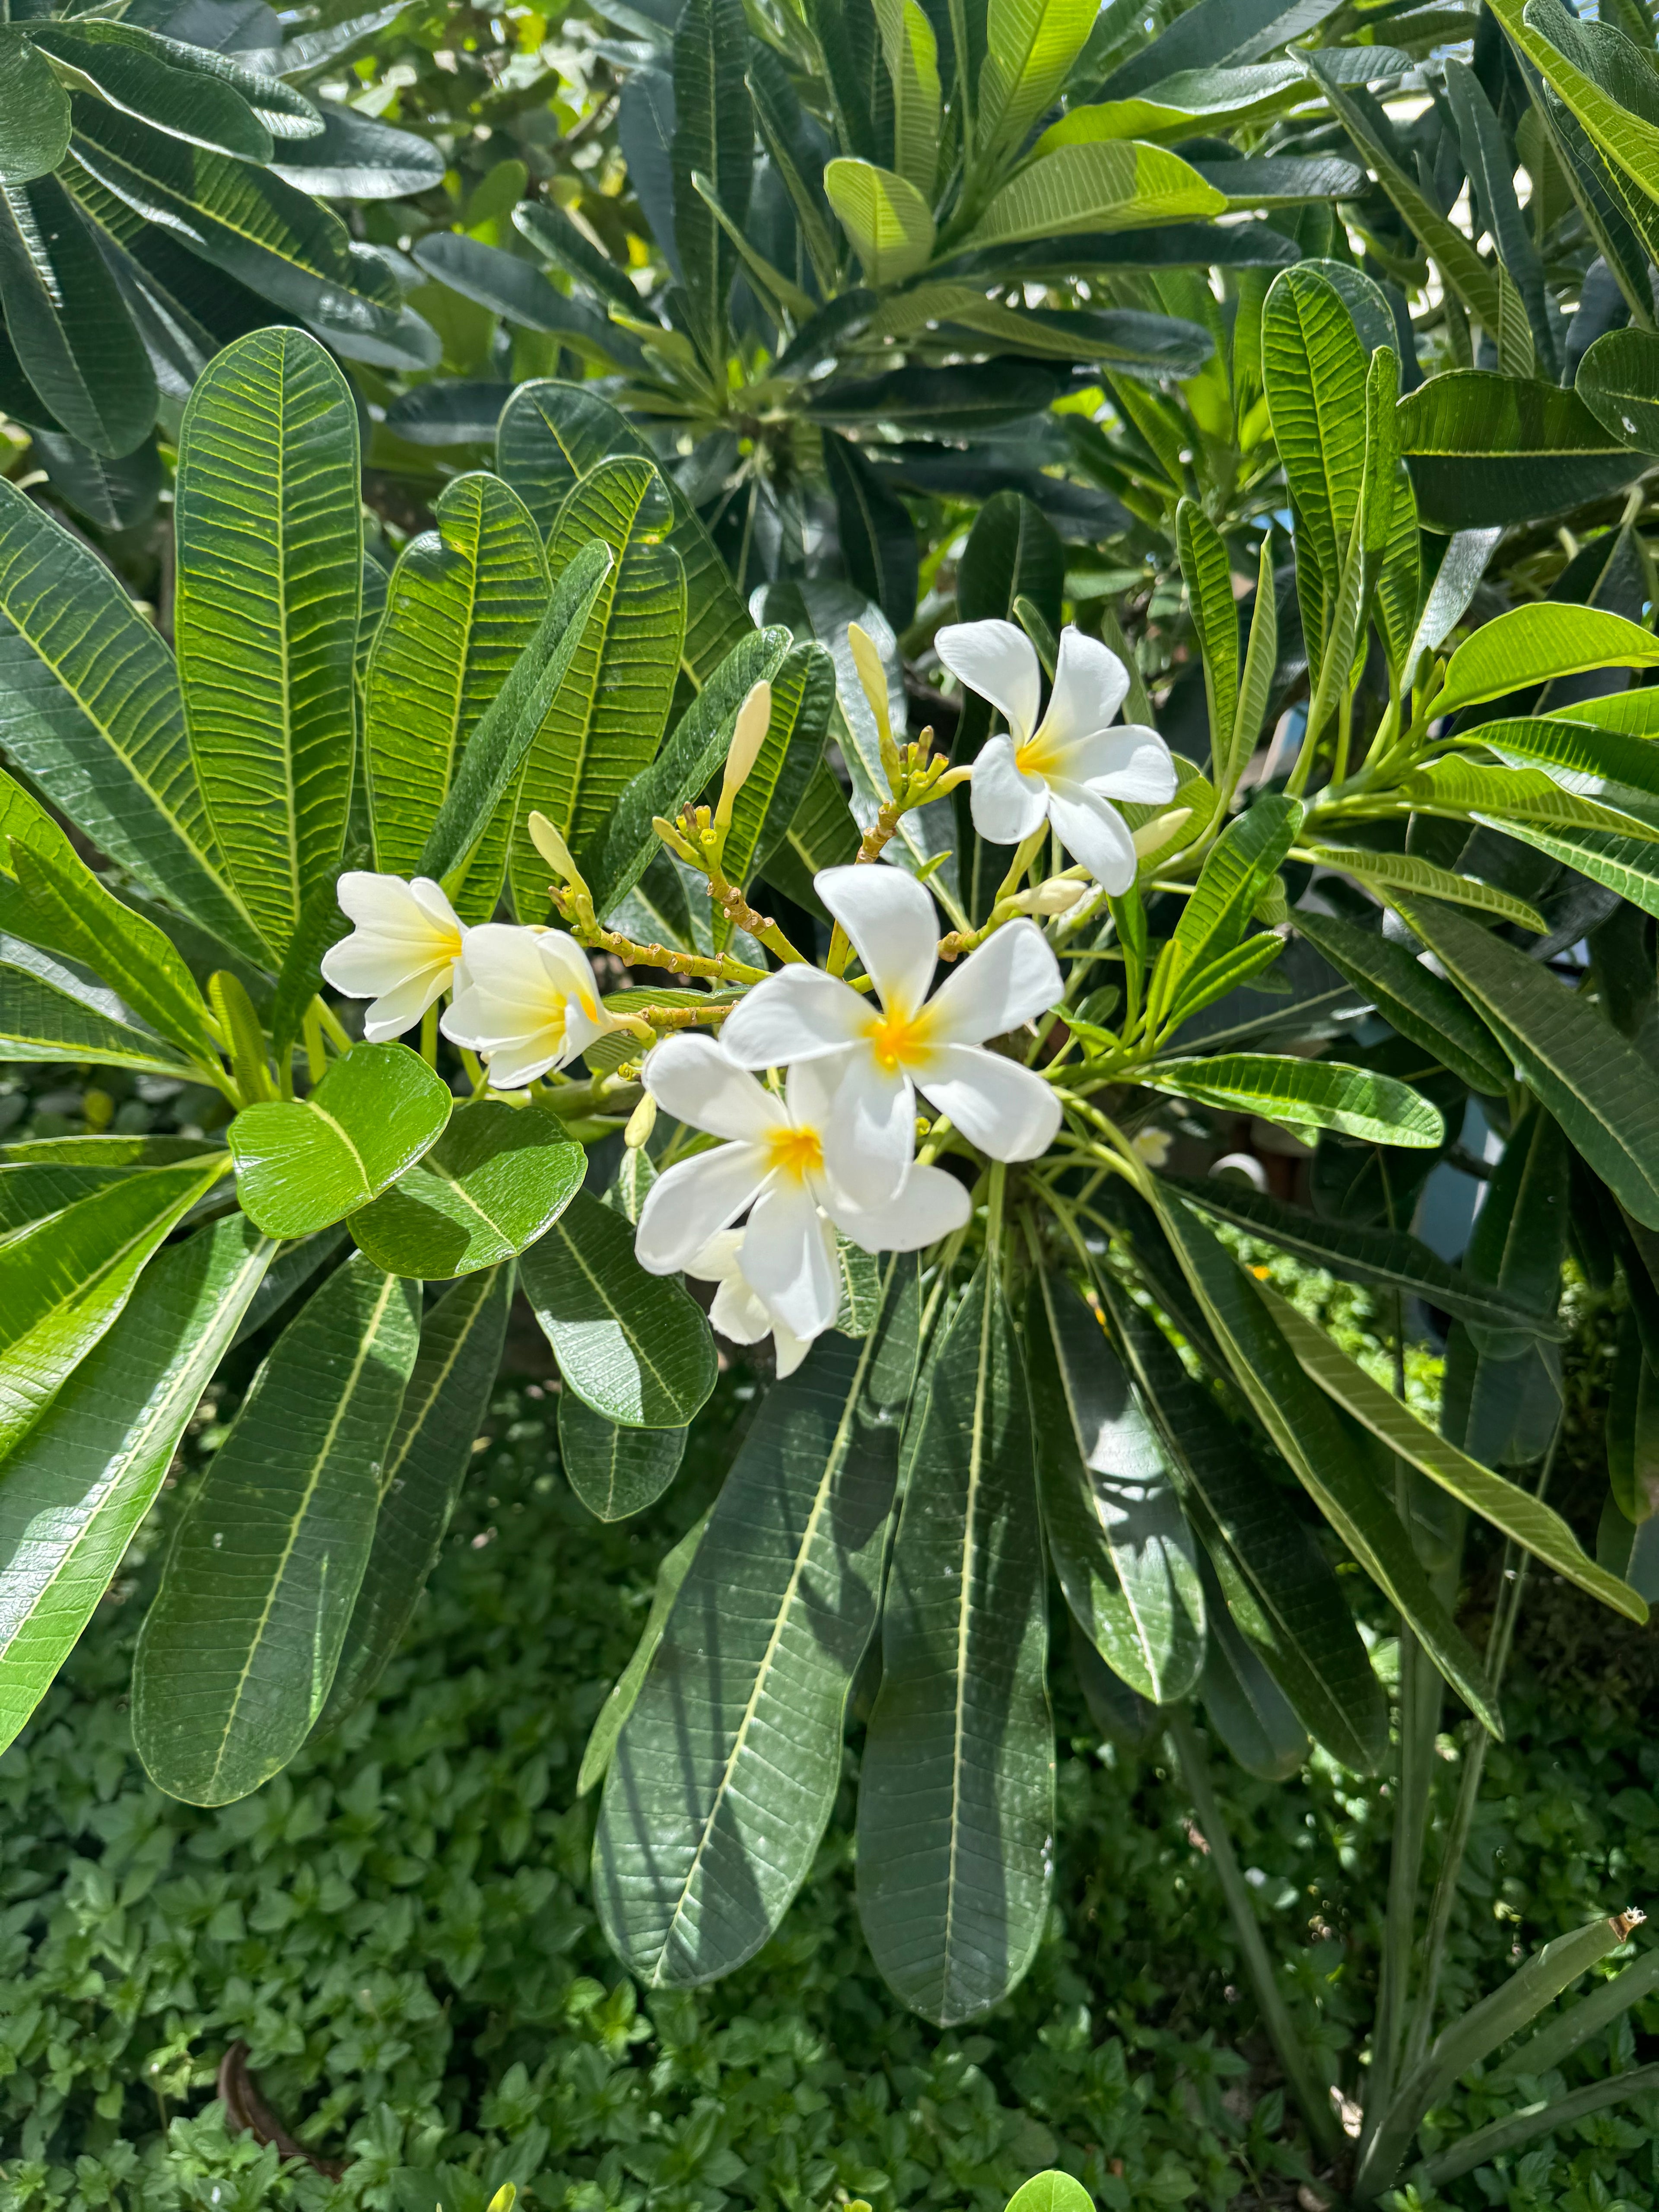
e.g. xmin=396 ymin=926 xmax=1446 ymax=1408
xmin=1163 ymin=1173 xmax=1565 ymax=1337
xmin=857 ymin=1265 xmax=1053 ymax=2027
xmin=1398 ymin=894 xmax=1659 ymax=1230
xmin=0 ymin=1215 xmax=272 ymax=1757
xmin=0 ymin=27 xmax=72 ymax=183
xmin=1029 ymin=1269 xmax=1205 ymax=1703
xmin=1150 ymin=792 xmax=1301 ymax=1021
xmin=1262 ymin=263 xmax=1366 ymax=667
xmin=132 ymin=1252 xmax=420 ymax=1805
xmin=578 ymin=1510 xmax=711 ymax=1796
xmin=0 ymin=172 xmax=154 ymax=456
xmin=1153 ymin=1194 xmax=1503 ymax=1732
xmin=824 ymin=156 xmax=935 ymax=285
xmin=1176 ymin=498 xmax=1239 ymax=787
xmin=229 ymin=1041 xmax=454 ymax=1240
xmin=513 ymin=198 xmax=642 ymax=315
xmin=496 ymin=381 xmax=750 ymax=686
xmin=1438 ymin=604 xmax=1659 ymax=715
xmin=364 ymin=472 xmax=550 ymax=925
xmin=349 ymin=1100 xmax=584 ymax=1280
xmin=821 ymin=432 xmax=918 ymax=634
xmin=0 ymin=1149 xmax=189 ymax=1239
xmin=671 ymin=0 xmax=752 ymax=367
xmin=1443 ymin=57 xmax=1552 ymax=376
xmin=1265 ymin=1285 xmax=1641 ymax=1620
xmin=559 ymin=1393 xmax=686 ymax=1522
xmin=30 ymin=22 xmax=272 ymax=162
xmin=1003 ymin=2177 xmax=1095 ymax=2212
xmin=1469 ymin=815 xmax=1659 ymax=925
xmin=410 ymin=232 xmax=626 ymax=362
xmin=520 ymin=1188 xmax=717 ymax=1429
xmin=594 ymin=1271 xmax=917 ymax=1982
xmin=507 ymin=459 xmax=686 ymax=906
xmin=415 ymin=539 xmax=613 ymax=893
xmin=966 ymin=140 xmax=1225 ymax=248
xmin=1293 ymin=905 xmax=1510 ymax=1093
xmin=175 ymin=329 xmax=359 ymax=959
xmin=0 ymin=947 xmax=195 ymax=1078
xmin=1403 ymin=755 xmax=1659 ymax=845
xmin=1397 ymin=371 xmax=1642 ymax=532
xmin=0 ymin=1153 xmax=228 ymax=1461
xmin=1146 ymin=1052 xmax=1444 ymax=1147
xmin=320 ymin=1264 xmax=511 ymax=1725
xmin=1476 ymin=715 xmax=1659 ymax=814
xmin=1301 ymin=844 xmax=1547 ymax=934
xmin=977 ymin=0 xmax=1096 ymax=164
xmin=1401 ymin=525 xmax=1503 ymax=696
xmin=1577 ymin=328 xmax=1659 ymax=454
xmin=267 ymin=99 xmax=444 ymax=199
xmin=875 ymin=0 xmax=941 ymax=195
xmin=0 ymin=483 xmax=261 ymax=960
xmin=764 ymin=756 xmax=861 ymax=912
xmin=1197 ymin=1555 xmax=1309 ymax=1782
xmin=1484 ymin=0 xmax=1659 ymax=223
xmin=589 ymin=627 xmax=795 ymax=924
xmin=1100 ymin=1276 xmax=1386 ymax=1773
xmin=716 ymin=642 xmax=836 ymax=913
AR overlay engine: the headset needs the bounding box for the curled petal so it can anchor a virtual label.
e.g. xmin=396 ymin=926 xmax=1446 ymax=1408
xmin=685 ymin=1228 xmax=744 ymax=1284
xmin=916 ymin=1043 xmax=1062 ymax=1161
xmin=1064 ymin=725 xmax=1178 ymax=805
xmin=709 ymin=1272 xmax=774 ymax=1346
xmin=772 ymin=1316 xmax=814 ymax=1378
xmin=969 ymin=734 xmax=1051 ymax=848
xmin=740 ymin=1179 xmax=839 ymax=1340
xmin=718 ymin=963 xmax=869 ymax=1069
xmin=815 ymin=863 xmax=938 ymax=1017
xmin=926 ymin=917 xmax=1062 ymax=1046
xmin=645 ymin=1033 xmax=781 ymax=1142
xmin=1033 ymin=626 xmax=1130 ymax=750
xmin=357 ymin=968 xmax=450 ymax=1043
xmin=837 ymin=1161 xmax=971 ymax=1253
xmin=934 ymin=617 xmax=1041 ymax=744
xmin=1046 ymin=782 xmax=1139 ymax=894
xmin=633 ymin=1142 xmax=768 ymax=1273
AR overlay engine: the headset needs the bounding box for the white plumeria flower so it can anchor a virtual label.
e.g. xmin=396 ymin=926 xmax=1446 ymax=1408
xmin=935 ymin=619 xmax=1177 ymax=894
xmin=320 ymin=871 xmax=467 ymax=1042
xmin=718 ymin=864 xmax=1064 ymax=1210
xmin=440 ymin=922 xmax=621 ymax=1086
xmin=635 ymin=1036 xmax=969 ymax=1344
xmin=687 ymin=1228 xmax=814 ymax=1378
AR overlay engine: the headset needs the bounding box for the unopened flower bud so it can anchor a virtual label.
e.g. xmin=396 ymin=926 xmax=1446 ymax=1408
xmin=849 ymin=622 xmax=903 ymax=793
xmin=1132 ymin=806 xmax=1192 ymax=863
xmin=624 ymin=1090 xmax=657 ymax=1148
xmin=1012 ymin=879 xmax=1087 ymax=916
xmin=528 ymin=809 xmax=578 ymax=884
xmin=715 ymin=680 xmax=772 ymax=830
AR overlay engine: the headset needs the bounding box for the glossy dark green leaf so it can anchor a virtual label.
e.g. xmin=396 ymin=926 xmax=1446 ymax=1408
xmin=132 ymin=1252 xmax=420 ymax=1805
xmin=0 ymin=27 xmax=72 ymax=184
xmin=1150 ymin=793 xmax=1300 ymax=1020
xmin=520 ymin=1187 xmax=717 ymax=1428
xmin=1176 ymin=499 xmax=1239 ymax=785
xmin=822 ymin=431 xmax=918 ymax=634
xmin=410 ymin=231 xmax=623 ymax=358
xmin=1292 ymin=906 xmax=1509 ymax=1096
xmin=228 ymin=1041 xmax=454 ymax=1240
xmin=578 ymin=1510 xmax=711 ymax=1796
xmin=175 ymin=329 xmax=359 ymax=958
xmin=349 ymin=1101 xmax=584 ymax=1280
xmin=320 ymin=1264 xmax=511 ymax=1724
xmin=364 ymin=471 xmax=549 ymax=924
xmin=1196 ymin=1554 xmax=1308 ymax=1783
xmin=1577 ymin=327 xmax=1659 ymax=454
xmin=671 ymin=0 xmax=752 ymax=367
xmin=0 ymin=947 xmax=196 ymax=1078
xmin=715 ymin=640 xmax=836 ymax=903
xmin=1146 ymin=1052 xmax=1443 ymax=1147
xmin=1397 ymin=371 xmax=1642 ymax=531
xmin=29 ymin=22 xmax=272 ymax=161
xmin=594 ymin=1271 xmax=917 ymax=1982
xmin=1029 ymin=1269 xmax=1205 ymax=1703
xmin=267 ymin=99 xmax=444 ymax=197
xmin=559 ymin=1392 xmax=687 ymax=1522
xmin=0 ymin=1215 xmax=272 ymax=1756
xmin=857 ymin=1265 xmax=1053 ymax=2027
xmin=0 ymin=171 xmax=155 ymax=456
xmin=513 ymin=198 xmax=642 ymax=313
xmin=32 ymin=425 xmax=162 ymax=531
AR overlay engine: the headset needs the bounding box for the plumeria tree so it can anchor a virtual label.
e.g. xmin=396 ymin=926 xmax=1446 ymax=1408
xmin=8 ymin=287 xmax=1659 ymax=2202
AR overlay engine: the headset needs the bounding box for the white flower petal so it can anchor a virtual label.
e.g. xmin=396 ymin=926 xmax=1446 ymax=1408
xmin=810 ymin=1052 xmax=914 ymax=1214
xmin=772 ymin=1317 xmax=814 ymax=1377
xmin=969 ymin=734 xmax=1052 ymax=845
xmin=634 ymin=1143 xmax=769 ymax=1273
xmin=322 ymin=871 xmax=464 ymax=1022
xmin=1063 ymin=725 xmax=1178 ymax=804
xmin=740 ymin=1179 xmax=839 ymax=1339
xmin=1032 ymin=626 xmax=1130 ymax=750
xmin=644 ymin=1033 xmax=781 ymax=1141
xmin=925 ymin=917 xmax=1062 ymax=1046
xmin=934 ymin=618 xmax=1041 ymax=744
xmin=470 ymin=1034 xmax=566 ymax=1087
xmin=335 ymin=870 xmax=432 ymax=931
xmin=709 ymin=1273 xmax=773 ymax=1345
xmin=836 ymin=1161 xmax=971 ymax=1253
xmin=815 ymin=863 xmax=938 ymax=1017
xmin=1046 ymin=783 xmax=1139 ymax=894
xmin=718 ymin=964 xmax=870 ymax=1069
xmin=361 ymin=969 xmax=449 ymax=1042
xmin=686 ymin=1228 xmax=745 ymax=1284
xmin=916 ymin=1043 xmax=1061 ymax=1161
xmin=409 ymin=876 xmax=465 ymax=935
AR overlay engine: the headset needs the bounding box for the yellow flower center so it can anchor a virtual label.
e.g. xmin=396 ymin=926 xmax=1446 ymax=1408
xmin=864 ymin=1002 xmax=934 ymax=1074
xmin=1013 ymin=728 xmax=1063 ymax=779
xmin=765 ymin=1123 xmax=824 ymax=1182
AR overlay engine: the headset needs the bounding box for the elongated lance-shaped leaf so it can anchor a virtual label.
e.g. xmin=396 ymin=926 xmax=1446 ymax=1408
xmin=1175 ymin=499 xmax=1239 ymax=788
xmin=1262 ymin=264 xmax=1367 ymax=632
xmin=0 ymin=171 xmax=156 ymax=457
xmin=1357 ymin=1913 xmax=1637 ymax=2197
xmin=579 ymin=1510 xmax=712 ymax=1797
xmin=1263 ymin=1285 xmax=1642 ymax=1621
xmin=1292 ymin=907 xmax=1509 ymax=1095
xmin=713 ymin=641 xmax=836 ymax=931
xmin=1162 ymin=1173 xmax=1567 ymax=1337
xmin=28 ymin=22 xmax=274 ymax=161
xmin=496 ymin=380 xmax=750 ymax=686
xmin=1487 ymin=1945 xmax=1659 ymax=2085
xmin=671 ymin=0 xmax=752 ymax=370
xmin=1196 ymin=1553 xmax=1308 ymax=1782
xmin=320 ymin=1264 xmax=510 ymax=1726
xmin=0 ymin=1154 xmax=228 ymax=1462
xmin=133 ymin=1252 xmax=420 ymax=1806
xmin=1227 ymin=536 xmax=1277 ymax=791
xmin=520 ymin=1188 xmax=717 ymax=1429
xmin=976 ymin=0 xmax=1096 ymax=164
xmin=508 ymin=458 xmax=687 ymax=909
xmin=1028 ymin=1268 xmax=1204 ymax=1703
xmin=0 ymin=1150 xmax=188 ymax=1239
xmin=0 ymin=26 xmax=72 ymax=184
xmin=0 ymin=1215 xmax=272 ymax=1756
xmin=1397 ymin=894 xmax=1659 ymax=1230
xmin=1098 ymin=1274 xmax=1386 ymax=1773
xmin=857 ymin=1264 xmax=1053 ymax=2027
xmin=1303 ymin=844 xmax=1546 ymax=934
xmin=175 ymin=328 xmax=360 ymax=959
xmin=0 ymin=481 xmax=262 ymax=960
xmin=594 ymin=1265 xmax=919 ymax=1984
xmin=0 ymin=947 xmax=195 ymax=1077
xmin=1486 ymin=815 xmax=1659 ymax=924
xmin=1403 ymin=756 xmax=1659 ymax=844
xmin=1149 ymin=794 xmax=1300 ymax=1023
xmin=1144 ymin=1052 xmax=1443 ymax=1148
xmin=559 ymin=1392 xmax=687 ymax=1522
xmin=364 ymin=471 xmax=549 ymax=923
xmin=1153 ymin=1192 xmax=1503 ymax=1732
xmin=1439 ymin=602 xmax=1659 ymax=715
xmin=874 ymin=0 xmax=940 ymax=195
xmin=415 ymin=539 xmax=612 ymax=892
xmin=1443 ymin=58 xmax=1555 ymax=377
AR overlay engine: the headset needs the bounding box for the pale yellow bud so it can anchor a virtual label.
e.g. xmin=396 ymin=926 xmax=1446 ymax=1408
xmin=1132 ymin=807 xmax=1192 ymax=862
xmin=1011 ymin=879 xmax=1087 ymax=917
xmin=486 ymin=2188 xmax=518 ymax=2212
xmin=715 ymin=680 xmax=773 ymax=828
xmin=527 ymin=810 xmax=577 ymax=883
xmin=624 ymin=1090 xmax=657 ymax=1148
xmin=848 ymin=622 xmax=903 ymax=791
